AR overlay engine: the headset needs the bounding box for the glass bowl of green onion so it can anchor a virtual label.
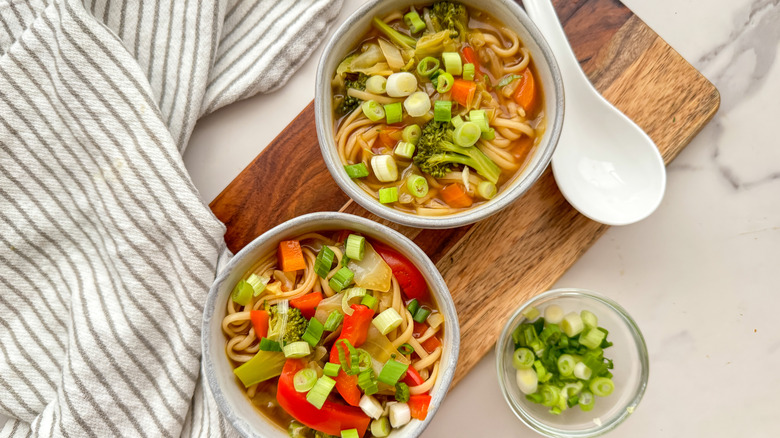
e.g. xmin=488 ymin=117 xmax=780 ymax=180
xmin=496 ymin=288 xmax=649 ymax=437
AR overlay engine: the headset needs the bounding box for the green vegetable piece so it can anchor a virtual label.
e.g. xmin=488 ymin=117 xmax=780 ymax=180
xmin=413 ymin=121 xmax=501 ymax=184
xmin=344 ymin=163 xmax=370 ymax=178
xmin=231 ymin=280 xmax=254 ymax=306
xmin=233 ymin=350 xmax=286 ymax=387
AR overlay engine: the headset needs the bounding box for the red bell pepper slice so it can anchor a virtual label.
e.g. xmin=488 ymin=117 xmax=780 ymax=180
xmin=250 ymin=310 xmax=269 ymax=339
xmin=290 ymin=292 xmax=323 ymax=319
xmin=277 ymin=359 xmax=370 ymax=437
xmin=329 ymin=305 xmax=374 ymax=366
xmin=403 ymin=366 xmax=425 ymax=388
xmin=334 ymin=369 xmax=362 ymax=407
xmin=460 ymin=46 xmax=482 ymax=79
xmin=421 ymin=335 xmax=441 ymax=354
xmin=408 ymin=394 xmax=432 ymax=421
xmin=372 ymin=242 xmax=429 ymax=302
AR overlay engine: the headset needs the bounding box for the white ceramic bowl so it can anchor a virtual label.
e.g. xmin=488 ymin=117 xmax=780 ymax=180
xmin=202 ymin=212 xmax=460 ymax=437
xmin=315 ymin=0 xmax=564 ymax=229
xmin=496 ymin=289 xmax=649 ymax=437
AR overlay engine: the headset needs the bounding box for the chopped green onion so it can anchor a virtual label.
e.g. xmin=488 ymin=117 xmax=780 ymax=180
xmin=433 ymin=100 xmax=452 ymax=122
xmin=371 ymin=154 xmax=398 ymax=182
xmin=497 ymin=74 xmax=522 ymax=88
xmin=452 ymin=121 xmax=481 ymax=147
xmin=413 ymin=306 xmax=431 ymax=323
xmin=416 ymin=57 xmax=440 ymax=77
xmin=513 ymin=347 xmax=534 ymax=370
xmin=481 ymin=127 xmax=496 ymax=140
xmin=294 ymin=368 xmax=318 ymax=392
xmin=451 ymin=115 xmax=464 ymax=128
xmin=436 ymin=72 xmax=454 ymax=93
xmin=394 ymin=141 xmax=416 ymax=159
xmin=589 ymin=377 xmax=615 ymax=397
xmin=314 ymin=246 xmax=336 ymax=279
xmin=358 ymin=370 xmax=379 ymax=396
xmin=345 ymin=234 xmax=365 ymax=261
xmin=578 ymin=390 xmax=595 ymax=411
xmin=395 ymin=382 xmax=410 ymax=403
xmin=231 ymin=281 xmax=254 ymax=306
xmin=539 ymin=323 xmax=562 ymax=345
xmin=378 ymin=187 xmax=399 ymax=204
xmin=324 ymin=311 xmax=344 ymax=331
xmin=557 ymin=354 xmax=576 ymax=377
xmin=371 ymin=417 xmax=391 ymax=438
xmin=386 ymin=72 xmax=417 ymax=97
xmin=462 ymin=63 xmax=475 ymax=81
xmin=389 ymin=403 xmax=411 ymax=428
xmin=306 ymin=375 xmax=336 ymax=409
xmin=362 ymin=100 xmax=386 ymax=122
xmin=341 ymin=288 xmax=368 ymax=317
xmin=477 ymin=181 xmax=497 ymax=200
xmin=357 ymin=349 xmax=373 ymax=373
xmin=398 ymin=343 xmax=413 ymax=355
xmin=468 ymin=110 xmax=489 ymax=132
xmin=283 ymin=341 xmax=311 ymax=359
xmin=341 ymin=429 xmax=360 ymax=438
xmin=258 ymin=337 xmax=283 ymax=352
xmin=403 ymin=11 xmax=425 ymax=33
xmin=344 ymin=163 xmax=369 ymax=178
xmin=366 ymin=75 xmax=387 ymax=94
xmin=581 ymin=310 xmax=598 ymax=328
xmin=539 ymin=384 xmax=560 ymax=407
xmin=516 ymin=368 xmax=538 ymax=394
xmin=378 ymin=360 xmax=409 ymax=386
xmin=384 ymin=102 xmax=404 ymax=124
xmin=301 ymin=317 xmax=325 ymax=347
xmin=323 ymin=362 xmax=340 ymax=377
xmin=246 ymin=274 xmax=269 ymax=296
xmin=534 ymin=360 xmax=550 ymax=383
xmin=360 ymin=293 xmax=378 ymax=310
xmin=573 ymin=362 xmax=592 ymax=380
xmin=580 ymin=327 xmax=607 ymax=350
xmin=373 ymin=308 xmax=404 ymax=335
xmin=406 ymin=175 xmax=429 ymax=198
xmin=336 ymin=339 xmax=360 ymax=375
xmin=402 ymin=124 xmax=421 ymax=144
xmin=406 ymin=299 xmax=419 ymax=316
xmin=544 ymin=305 xmax=564 ymax=324
xmin=403 ymin=91 xmax=431 ymax=117
xmin=562 ymin=312 xmax=585 ymax=337
xmin=329 ymin=267 xmax=355 ymax=293
xmin=442 ymin=52 xmax=463 ymax=76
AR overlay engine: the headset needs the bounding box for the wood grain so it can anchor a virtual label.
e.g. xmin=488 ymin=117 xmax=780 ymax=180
xmin=210 ymin=0 xmax=720 ymax=386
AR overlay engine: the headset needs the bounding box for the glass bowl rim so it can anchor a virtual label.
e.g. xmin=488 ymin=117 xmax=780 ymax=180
xmin=495 ymin=288 xmax=649 ymax=438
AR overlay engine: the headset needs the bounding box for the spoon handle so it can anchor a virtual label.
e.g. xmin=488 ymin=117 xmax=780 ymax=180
xmin=523 ymin=0 xmax=589 ymax=90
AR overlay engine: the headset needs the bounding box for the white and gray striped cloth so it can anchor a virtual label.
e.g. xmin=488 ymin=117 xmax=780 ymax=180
xmin=0 ymin=0 xmax=342 ymax=436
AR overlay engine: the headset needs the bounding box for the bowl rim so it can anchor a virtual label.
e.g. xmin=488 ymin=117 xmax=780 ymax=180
xmin=202 ymin=211 xmax=461 ymax=438
xmin=314 ymin=0 xmax=565 ymax=229
xmin=495 ymin=288 xmax=649 ymax=438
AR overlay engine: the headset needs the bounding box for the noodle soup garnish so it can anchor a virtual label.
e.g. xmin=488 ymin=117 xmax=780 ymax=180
xmin=222 ymin=230 xmax=444 ymax=437
xmin=333 ymin=1 xmax=545 ymax=216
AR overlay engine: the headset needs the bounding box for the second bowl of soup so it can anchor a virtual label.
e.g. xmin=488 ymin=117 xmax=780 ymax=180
xmin=316 ymin=0 xmax=563 ymax=229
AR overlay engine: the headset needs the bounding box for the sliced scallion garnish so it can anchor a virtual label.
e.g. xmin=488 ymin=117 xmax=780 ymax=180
xmin=416 ymin=57 xmax=440 ymax=77
xmin=373 ymin=308 xmax=404 ymax=335
xmin=436 ymin=72 xmax=454 ymax=93
xmin=402 ymin=124 xmax=421 ymax=145
xmin=403 ymin=11 xmax=425 ymax=33
xmin=477 ymin=181 xmax=497 ymax=200
xmin=403 ymin=91 xmax=431 ymax=117
xmin=377 ymin=359 xmax=409 ymax=386
xmin=344 ymin=163 xmax=369 ymax=179
xmin=314 ymin=245 xmax=335 ymax=279
xmin=345 ymin=234 xmax=365 ymax=261
xmin=452 ymin=121 xmax=481 ymax=147
xmin=324 ymin=310 xmax=343 ymax=331
xmin=329 ymin=267 xmax=355 ymax=293
xmin=362 ymin=100 xmax=386 ymax=122
xmin=323 ymin=362 xmax=340 ymax=377
xmin=293 ymin=368 xmax=317 ymax=392
xmin=378 ymin=187 xmax=399 ymax=204
xmin=462 ymin=63 xmax=475 ymax=81
xmin=406 ymin=175 xmax=429 ymax=198
xmin=282 ymin=341 xmax=311 ymax=359
xmin=306 ymin=375 xmax=336 ymax=409
xmin=365 ymin=75 xmax=387 ymax=94
xmin=433 ymin=100 xmax=452 ymax=122
xmin=371 ymin=155 xmax=399 ymax=182
xmin=442 ymin=52 xmax=462 ymax=76
xmin=394 ymin=141 xmax=416 ymax=160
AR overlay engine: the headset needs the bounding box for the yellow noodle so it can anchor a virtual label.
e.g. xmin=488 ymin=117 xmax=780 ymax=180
xmin=409 ymin=362 xmax=440 ymax=395
xmin=392 ymin=309 xmax=415 ymax=349
xmin=416 ymin=206 xmax=457 ymax=216
xmin=478 ymin=143 xmax=519 ymax=171
xmin=413 ymin=346 xmax=442 ymax=370
xmin=408 ymin=337 xmax=428 ymax=359
xmin=492 ymin=117 xmax=535 ymax=137
xmin=347 ymin=88 xmax=404 ymax=105
xmin=503 ymin=48 xmax=531 ymax=74
xmin=415 ymin=324 xmax=441 ymax=343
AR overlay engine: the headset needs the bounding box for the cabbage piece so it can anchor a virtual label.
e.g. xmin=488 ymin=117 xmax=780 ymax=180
xmin=337 ymin=44 xmax=391 ymax=77
xmin=415 ymin=30 xmax=458 ymax=58
xmin=314 ymin=292 xmax=343 ymax=324
xmin=362 ymin=326 xmax=410 ymax=365
xmin=378 ymin=38 xmax=405 ymax=70
xmin=348 ymin=242 xmax=392 ymax=292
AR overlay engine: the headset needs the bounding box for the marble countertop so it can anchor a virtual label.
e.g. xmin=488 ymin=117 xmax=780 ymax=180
xmin=183 ymin=0 xmax=780 ymax=436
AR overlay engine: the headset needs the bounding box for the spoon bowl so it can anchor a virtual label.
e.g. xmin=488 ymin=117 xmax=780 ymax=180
xmin=524 ymin=0 xmax=666 ymax=226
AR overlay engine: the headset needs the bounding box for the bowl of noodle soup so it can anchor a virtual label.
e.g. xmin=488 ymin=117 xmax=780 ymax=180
xmin=315 ymin=0 xmax=563 ymax=229
xmin=202 ymin=212 xmax=459 ymax=437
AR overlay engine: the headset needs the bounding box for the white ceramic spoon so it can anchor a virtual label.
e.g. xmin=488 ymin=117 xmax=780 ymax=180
xmin=524 ymin=0 xmax=666 ymax=225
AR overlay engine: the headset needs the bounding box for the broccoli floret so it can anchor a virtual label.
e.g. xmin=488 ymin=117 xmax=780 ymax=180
xmin=430 ymin=1 xmax=469 ymax=38
xmin=337 ymin=72 xmax=369 ymax=115
xmin=414 ymin=121 xmax=501 ymax=184
xmin=267 ymin=304 xmax=307 ymax=344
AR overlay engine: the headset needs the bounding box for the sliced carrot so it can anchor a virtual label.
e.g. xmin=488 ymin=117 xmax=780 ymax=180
xmin=249 ymin=310 xmax=269 ymax=339
xmin=450 ymin=79 xmax=477 ymax=108
xmin=278 ymin=240 xmax=307 ymax=272
xmin=510 ymin=136 xmax=535 ymax=162
xmin=420 ymin=335 xmax=441 ymax=354
xmin=290 ymin=292 xmax=323 ymax=319
xmin=440 ymin=183 xmax=473 ymax=208
xmin=376 ymin=125 xmax=404 ymax=150
xmin=513 ymin=68 xmax=537 ymax=114
xmin=460 ymin=46 xmax=482 ymax=79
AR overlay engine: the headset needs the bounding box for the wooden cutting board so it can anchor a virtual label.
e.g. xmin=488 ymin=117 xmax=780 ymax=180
xmin=210 ymin=0 xmax=719 ymax=385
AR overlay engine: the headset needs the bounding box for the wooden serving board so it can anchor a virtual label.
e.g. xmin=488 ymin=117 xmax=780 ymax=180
xmin=210 ymin=0 xmax=720 ymax=385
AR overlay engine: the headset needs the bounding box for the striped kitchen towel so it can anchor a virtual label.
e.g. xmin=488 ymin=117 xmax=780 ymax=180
xmin=0 ymin=0 xmax=342 ymax=436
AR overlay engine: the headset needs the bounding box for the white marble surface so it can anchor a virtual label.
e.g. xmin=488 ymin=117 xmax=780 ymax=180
xmin=183 ymin=0 xmax=780 ymax=437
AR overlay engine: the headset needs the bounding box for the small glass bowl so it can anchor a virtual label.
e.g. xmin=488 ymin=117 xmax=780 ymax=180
xmin=496 ymin=288 xmax=649 ymax=438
